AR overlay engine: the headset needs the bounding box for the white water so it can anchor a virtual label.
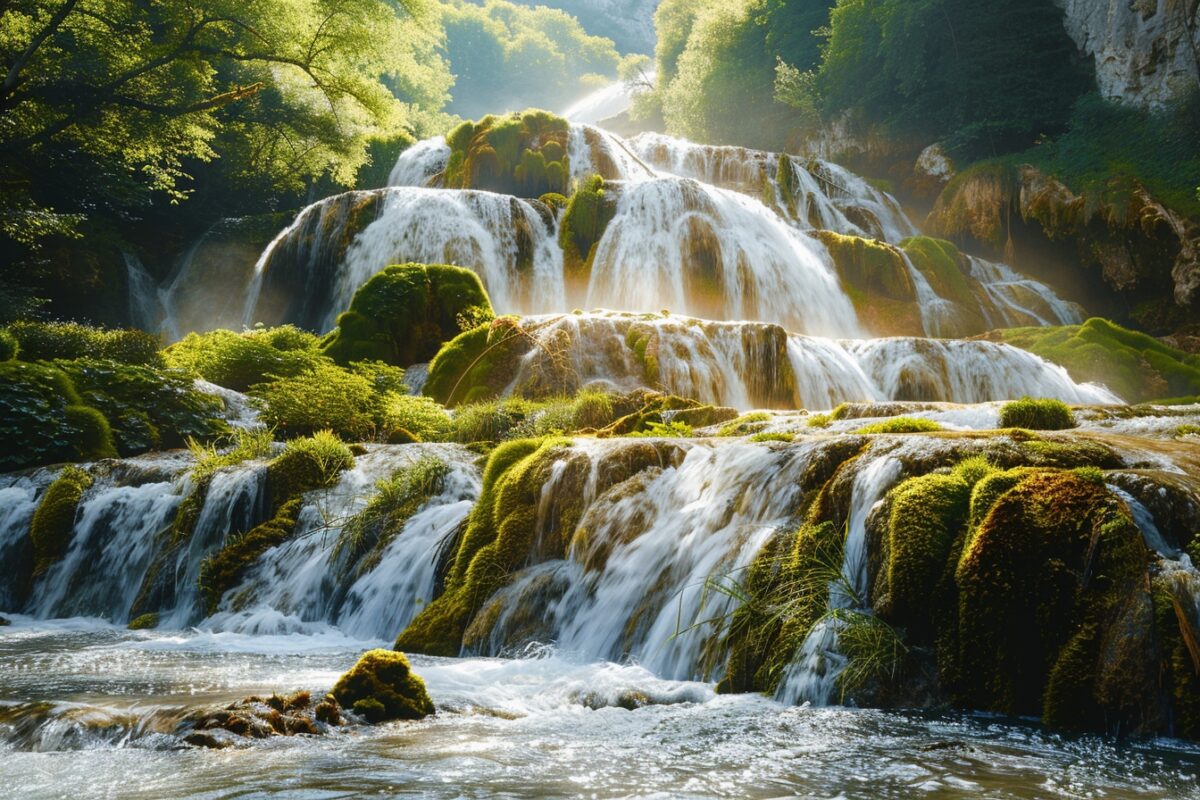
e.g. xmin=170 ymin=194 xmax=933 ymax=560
xmin=968 ymin=256 xmax=1085 ymax=327
xmin=387 ymin=135 xmax=449 ymax=187
xmin=775 ymin=458 xmax=903 ymax=707
xmin=123 ymin=252 xmax=163 ymax=331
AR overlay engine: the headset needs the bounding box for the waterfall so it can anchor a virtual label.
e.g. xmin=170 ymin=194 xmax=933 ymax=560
xmin=123 ymin=252 xmax=163 ymax=331
xmin=498 ymin=312 xmax=1121 ymax=408
xmin=388 ymin=136 xmax=450 ymax=187
xmin=775 ymin=457 xmax=903 ymax=706
xmin=0 ymin=472 xmax=54 ymax=610
xmin=967 ymin=256 xmax=1085 ymax=327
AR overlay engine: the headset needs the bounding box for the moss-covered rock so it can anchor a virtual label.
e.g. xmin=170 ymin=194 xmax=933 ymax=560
xmin=815 ymin=231 xmax=922 ymax=337
xmin=198 ymin=499 xmax=303 ymax=615
xmin=560 ymin=174 xmax=617 ymax=302
xmin=899 ymin=236 xmax=990 ymax=335
xmin=424 ymin=317 xmax=532 ymax=406
xmin=998 ymin=397 xmax=1076 ymax=430
xmin=0 ymin=361 xmax=117 ymax=471
xmin=264 ymin=431 xmax=355 ymax=514
xmin=321 ymin=263 xmax=494 ymax=367
xmin=164 ymin=325 xmax=327 ymax=392
xmin=330 ymin=649 xmax=434 ymax=723
xmin=182 ymin=690 xmax=344 ymax=747
xmin=29 ymin=466 xmax=92 ymax=577
xmin=127 ymin=613 xmax=158 ymax=631
xmin=992 ymin=317 xmax=1200 ymax=403
xmin=855 ymin=417 xmax=942 ymax=434
xmin=443 ymin=110 xmax=570 ymax=198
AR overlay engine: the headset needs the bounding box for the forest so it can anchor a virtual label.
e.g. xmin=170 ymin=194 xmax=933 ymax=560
xmin=2 ymin=1 xmax=1200 ymax=797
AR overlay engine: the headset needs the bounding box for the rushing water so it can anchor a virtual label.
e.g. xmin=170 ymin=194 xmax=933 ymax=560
xmin=2 ymin=621 xmax=1199 ymax=799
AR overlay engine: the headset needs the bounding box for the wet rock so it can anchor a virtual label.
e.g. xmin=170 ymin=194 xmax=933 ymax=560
xmin=181 ymin=691 xmax=344 ymax=747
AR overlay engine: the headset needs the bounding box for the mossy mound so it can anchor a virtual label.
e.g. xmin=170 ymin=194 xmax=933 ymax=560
xmin=993 ymin=317 xmax=1200 ymax=403
xmin=815 ymin=231 xmax=922 ymax=337
xmin=424 ymin=317 xmax=532 ymax=406
xmin=29 ymin=466 xmax=93 ymax=577
xmin=5 ymin=320 xmax=162 ymax=366
xmin=183 ymin=690 xmax=344 ymax=747
xmin=330 ymin=650 xmax=434 ymax=723
xmin=0 ymin=361 xmax=117 ymax=471
xmin=321 ymin=263 xmax=493 ymax=367
xmin=443 ymin=110 xmax=570 ymax=198
xmin=127 ymin=613 xmax=158 ymax=631
xmin=164 ymin=325 xmax=327 ymax=392
xmin=560 ymin=175 xmax=617 ymax=301
xmin=899 ymin=236 xmax=991 ymax=336
xmin=0 ymin=330 xmax=18 ymax=361
xmin=998 ymin=397 xmax=1076 ymax=430
xmin=855 ymin=417 xmax=942 ymax=434
xmin=265 ymin=431 xmax=355 ymax=512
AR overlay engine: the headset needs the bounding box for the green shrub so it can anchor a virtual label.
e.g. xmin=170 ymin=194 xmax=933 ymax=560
xmin=321 ymin=263 xmax=494 ymax=367
xmin=0 ymin=361 xmax=117 ymax=470
xmin=750 ymin=432 xmax=794 ymax=443
xmin=998 ymin=397 xmax=1076 ymax=431
xmin=164 ymin=326 xmax=327 ymax=391
xmin=855 ymin=417 xmax=943 ymax=434
xmin=443 ymin=110 xmax=570 ymax=197
xmin=0 ymin=330 xmax=17 ymax=361
xmin=330 ymin=649 xmax=434 ymax=722
xmin=266 ymin=430 xmax=356 ymax=508
xmin=56 ymin=358 xmax=229 ymax=455
xmin=424 ymin=317 xmax=530 ymax=406
xmin=380 ymin=394 xmax=453 ymax=442
xmin=187 ymin=428 xmax=276 ymax=483
xmin=251 ymin=362 xmax=385 ymax=441
xmin=6 ymin=320 xmax=162 ymax=366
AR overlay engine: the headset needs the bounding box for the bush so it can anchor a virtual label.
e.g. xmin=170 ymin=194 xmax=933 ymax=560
xmin=321 ymin=263 xmax=493 ymax=368
xmin=56 ymin=358 xmax=229 ymax=455
xmin=854 ymin=417 xmax=943 ymax=434
xmin=330 ymin=649 xmax=434 ymax=723
xmin=6 ymin=320 xmax=162 ymax=366
xmin=0 ymin=361 xmax=117 ymax=470
xmin=164 ymin=326 xmax=327 ymax=391
xmin=380 ymin=394 xmax=453 ymax=442
xmin=251 ymin=362 xmax=385 ymax=441
xmin=999 ymin=397 xmax=1076 ymax=431
xmin=0 ymin=330 xmax=17 ymax=361
xmin=265 ymin=430 xmax=356 ymax=510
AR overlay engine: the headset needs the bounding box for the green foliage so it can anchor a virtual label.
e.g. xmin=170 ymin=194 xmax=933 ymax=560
xmin=998 ymin=398 xmax=1076 ymax=431
xmin=335 ymin=456 xmax=451 ymax=576
xmin=321 ymin=263 xmax=493 ymax=367
xmin=855 ymin=417 xmax=942 ymax=434
xmin=750 ymin=431 xmax=794 ymax=443
xmin=438 ymin=0 xmax=621 ymax=119
xmin=165 ymin=326 xmax=327 ymax=392
xmin=997 ymin=318 xmax=1200 ymax=404
xmin=0 ymin=361 xmax=117 ymax=470
xmin=559 ymin=175 xmax=616 ymax=290
xmin=899 ymin=237 xmax=978 ymax=308
xmin=331 ymin=649 xmax=434 ymax=722
xmin=0 ymin=330 xmax=18 ymax=361
xmin=250 ymin=362 xmax=396 ymax=441
xmin=7 ymin=321 xmax=162 ymax=366
xmin=717 ymin=412 xmax=773 ymax=437
xmin=626 ymin=420 xmax=693 ymax=438
xmin=817 ymin=231 xmax=921 ymax=336
xmin=447 ymin=392 xmax=619 ymax=444
xmin=187 ymin=428 xmax=276 ymax=484
xmin=379 ymin=394 xmax=454 ymax=442
xmin=199 ymin=499 xmax=303 ymax=614
xmin=442 ymin=110 xmax=570 ymax=197
xmin=424 ymin=317 xmax=531 ymax=406
xmin=29 ymin=465 xmax=92 ymax=576
xmin=265 ymin=431 xmax=356 ymax=509
xmin=56 ymin=359 xmax=229 ymax=455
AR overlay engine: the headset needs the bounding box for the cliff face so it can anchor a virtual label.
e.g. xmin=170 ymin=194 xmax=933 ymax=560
xmin=1056 ymin=0 xmax=1200 ymax=108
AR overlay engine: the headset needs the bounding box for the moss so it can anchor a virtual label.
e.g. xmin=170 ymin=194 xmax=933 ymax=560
xmin=29 ymin=465 xmax=92 ymax=576
xmin=331 ymin=649 xmax=434 ymax=723
xmin=6 ymin=320 xmax=162 ymax=366
xmin=559 ymin=174 xmax=616 ymax=297
xmin=995 ymin=318 xmax=1200 ymax=404
xmin=717 ymin=412 xmax=772 ymax=437
xmin=0 ymin=361 xmax=118 ymax=471
xmin=265 ymin=431 xmax=355 ymax=511
xmin=127 ymin=613 xmax=158 ymax=630
xmin=0 ymin=330 xmax=17 ymax=361
xmin=1150 ymin=575 xmax=1200 ymax=739
xmin=998 ymin=397 xmax=1076 ymax=430
xmin=815 ymin=231 xmax=922 ymax=336
xmin=164 ymin=326 xmax=326 ymax=392
xmin=321 ymin=263 xmax=493 ymax=367
xmin=624 ymin=325 xmax=661 ymax=386
xmin=442 ymin=110 xmax=570 ymax=198
xmin=424 ymin=317 xmax=531 ymax=406
xmin=855 ymin=417 xmax=942 ymax=434
xmin=750 ymin=432 xmax=794 ymax=443
xmin=539 ymin=192 xmax=568 ymax=210
xmin=198 ymin=498 xmax=303 ymax=615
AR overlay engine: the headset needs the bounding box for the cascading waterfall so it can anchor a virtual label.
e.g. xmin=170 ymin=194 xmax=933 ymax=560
xmin=968 ymin=255 xmax=1085 ymax=327
xmin=501 ymin=312 xmax=1121 ymax=408
xmin=775 ymin=457 xmax=903 ymax=706
xmin=388 ymin=135 xmax=450 ymax=188
xmin=123 ymin=252 xmax=163 ymax=331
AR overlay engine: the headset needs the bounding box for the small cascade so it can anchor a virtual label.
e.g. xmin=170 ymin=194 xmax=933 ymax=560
xmin=586 ymin=177 xmax=863 ymax=336
xmin=567 ymin=123 xmax=656 ymax=183
xmin=897 ymin=250 xmax=960 ymax=338
xmin=204 ymin=445 xmax=479 ymax=641
xmin=0 ymin=472 xmax=55 ymax=610
xmin=967 ymin=256 xmax=1085 ymax=327
xmin=775 ymin=457 xmax=903 ymax=706
xmin=497 ymin=312 xmax=1121 ymax=408
xmin=388 ymin=136 xmax=450 ymax=187
xmin=123 ymin=252 xmax=163 ymax=331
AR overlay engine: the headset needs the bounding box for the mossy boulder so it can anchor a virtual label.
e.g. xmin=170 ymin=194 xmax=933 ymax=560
xmin=998 ymin=397 xmax=1076 ymax=430
xmin=183 ymin=690 xmax=345 ymax=747
xmin=992 ymin=317 xmax=1200 ymax=403
xmin=899 ymin=236 xmax=990 ymax=336
xmin=331 ymin=649 xmax=434 ymax=723
xmin=424 ymin=317 xmax=532 ymax=406
xmin=321 ymin=263 xmax=494 ymax=367
xmin=815 ymin=231 xmax=922 ymax=337
xmin=29 ymin=465 xmax=93 ymax=577
xmin=0 ymin=361 xmax=117 ymax=471
xmin=443 ymin=110 xmax=570 ymax=198
xmin=198 ymin=499 xmax=304 ymax=615
xmin=560 ymin=174 xmax=617 ymax=302
xmin=127 ymin=613 xmax=158 ymax=631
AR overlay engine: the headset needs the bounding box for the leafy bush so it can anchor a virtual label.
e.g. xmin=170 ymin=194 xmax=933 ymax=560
xmin=999 ymin=397 xmax=1076 ymax=431
xmin=250 ymin=362 xmax=386 ymax=441
xmin=380 ymin=394 xmax=453 ymax=442
xmin=7 ymin=320 xmax=162 ymax=366
xmin=164 ymin=326 xmax=327 ymax=391
xmin=854 ymin=417 xmax=943 ymax=434
xmin=56 ymin=358 xmax=229 ymax=455
xmin=0 ymin=361 xmax=117 ymax=471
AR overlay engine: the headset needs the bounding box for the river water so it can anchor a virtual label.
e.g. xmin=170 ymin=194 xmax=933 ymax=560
xmin=2 ymin=617 xmax=1198 ymax=799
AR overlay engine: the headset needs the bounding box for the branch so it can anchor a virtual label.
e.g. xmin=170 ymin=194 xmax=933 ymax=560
xmin=1 ymin=0 xmax=83 ymax=101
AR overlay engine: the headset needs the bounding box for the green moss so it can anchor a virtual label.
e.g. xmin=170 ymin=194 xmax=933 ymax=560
xmin=1150 ymin=575 xmax=1200 ymax=739
xmin=815 ymin=231 xmax=921 ymax=337
xmin=250 ymin=362 xmax=408 ymax=441
xmin=560 ymin=174 xmax=616 ymax=295
xmin=996 ymin=318 xmax=1200 ymax=404
xmin=0 ymin=330 xmax=18 ymax=361
xmin=750 ymin=432 xmax=794 ymax=443
xmin=717 ymin=412 xmax=772 ymax=437
xmin=855 ymin=417 xmax=942 ymax=434
xmin=998 ymin=397 xmax=1076 ymax=430
xmin=164 ymin=326 xmax=326 ymax=392
xmin=265 ymin=431 xmax=355 ymax=511
xmin=539 ymin=192 xmax=568 ymax=210
xmin=29 ymin=466 xmax=92 ymax=576
xmin=6 ymin=320 xmax=162 ymax=366
xmin=424 ymin=317 xmax=531 ymax=407
xmin=0 ymin=361 xmax=118 ymax=470
xmin=198 ymin=498 xmax=303 ymax=614
xmin=442 ymin=110 xmax=570 ymax=197
xmin=624 ymin=325 xmax=661 ymax=386
xmin=321 ymin=263 xmax=493 ymax=367
xmin=127 ymin=613 xmax=158 ymax=630
xmin=330 ymin=649 xmax=434 ymax=723
xmin=1177 ymin=424 xmax=1200 ymax=438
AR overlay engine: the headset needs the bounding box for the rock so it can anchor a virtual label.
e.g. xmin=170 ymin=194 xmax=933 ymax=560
xmin=910 ymin=144 xmax=956 ymax=200
xmin=182 ymin=691 xmax=344 ymax=747
xmin=330 ymin=649 xmax=435 ymax=723
xmin=0 ymin=616 xmax=9 ymax=626
xmin=1055 ymin=0 xmax=1200 ymax=109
